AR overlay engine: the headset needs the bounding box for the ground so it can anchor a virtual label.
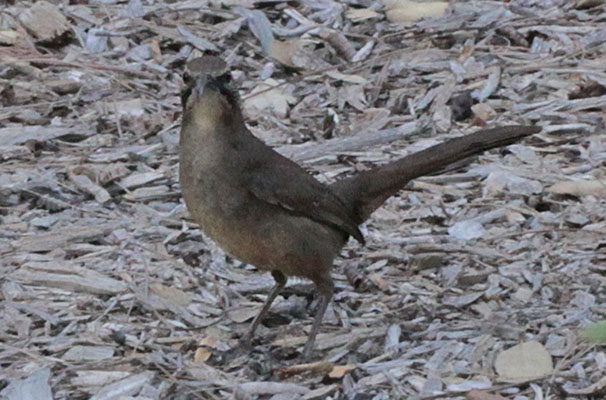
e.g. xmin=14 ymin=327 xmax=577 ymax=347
xmin=1 ymin=0 xmax=606 ymax=399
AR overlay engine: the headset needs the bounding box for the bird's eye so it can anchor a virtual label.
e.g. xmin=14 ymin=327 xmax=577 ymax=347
xmin=216 ymin=75 xmax=232 ymax=96
xmin=212 ymin=73 xmax=235 ymax=102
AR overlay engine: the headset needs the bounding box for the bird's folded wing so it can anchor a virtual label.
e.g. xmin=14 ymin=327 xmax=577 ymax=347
xmin=246 ymin=162 xmax=365 ymax=244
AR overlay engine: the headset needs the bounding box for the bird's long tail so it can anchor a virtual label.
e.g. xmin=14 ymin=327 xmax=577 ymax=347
xmin=330 ymin=125 xmax=541 ymax=222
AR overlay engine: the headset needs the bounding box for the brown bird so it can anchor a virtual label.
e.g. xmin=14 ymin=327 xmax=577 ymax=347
xmin=179 ymin=56 xmax=540 ymax=361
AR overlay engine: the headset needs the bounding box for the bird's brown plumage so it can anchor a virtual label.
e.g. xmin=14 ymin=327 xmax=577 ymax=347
xmin=179 ymin=56 xmax=540 ymax=360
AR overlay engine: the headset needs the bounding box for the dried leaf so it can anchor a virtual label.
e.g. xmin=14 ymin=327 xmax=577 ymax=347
xmin=328 ymin=364 xmax=356 ymax=378
xmin=194 ymin=347 xmax=211 ymax=363
xmin=385 ymin=0 xmax=449 ymax=22
xmin=494 ymin=341 xmax=553 ymax=382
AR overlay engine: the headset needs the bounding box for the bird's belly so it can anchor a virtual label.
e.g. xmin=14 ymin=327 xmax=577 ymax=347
xmin=181 ymin=175 xmax=345 ymax=278
xmin=181 ymin=174 xmax=270 ymax=264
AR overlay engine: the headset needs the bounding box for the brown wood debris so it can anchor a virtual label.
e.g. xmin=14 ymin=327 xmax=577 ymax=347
xmin=1 ymin=0 xmax=605 ymax=398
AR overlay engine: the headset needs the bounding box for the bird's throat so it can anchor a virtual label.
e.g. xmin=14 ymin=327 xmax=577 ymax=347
xmin=192 ymin=99 xmax=224 ymax=135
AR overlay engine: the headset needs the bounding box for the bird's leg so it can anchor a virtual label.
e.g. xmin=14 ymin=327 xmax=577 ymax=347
xmin=241 ymin=270 xmax=287 ymax=347
xmin=301 ymin=276 xmax=334 ymax=361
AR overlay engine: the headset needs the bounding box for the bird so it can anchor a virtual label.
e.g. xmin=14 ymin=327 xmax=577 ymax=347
xmin=178 ymin=56 xmax=541 ymax=361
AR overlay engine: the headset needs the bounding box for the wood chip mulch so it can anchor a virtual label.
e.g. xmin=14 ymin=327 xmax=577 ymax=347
xmin=1 ymin=0 xmax=605 ymax=399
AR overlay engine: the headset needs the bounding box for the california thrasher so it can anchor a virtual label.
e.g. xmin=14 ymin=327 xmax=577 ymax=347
xmin=179 ymin=57 xmax=540 ymax=360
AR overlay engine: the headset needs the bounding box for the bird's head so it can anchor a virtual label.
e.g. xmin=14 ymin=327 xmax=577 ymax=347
xmin=181 ymin=57 xmax=241 ymax=131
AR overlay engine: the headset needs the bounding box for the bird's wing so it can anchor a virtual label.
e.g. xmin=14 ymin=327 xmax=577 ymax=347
xmin=245 ymin=150 xmax=365 ymax=244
